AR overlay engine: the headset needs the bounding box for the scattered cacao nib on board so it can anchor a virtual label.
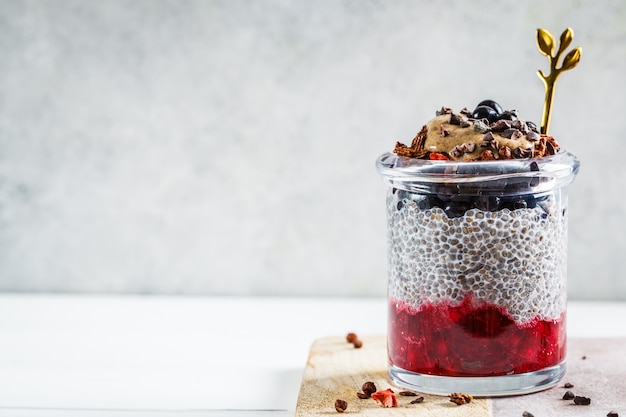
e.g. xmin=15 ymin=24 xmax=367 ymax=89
xmin=410 ymin=396 xmax=425 ymax=404
xmin=449 ymin=392 xmax=473 ymax=405
xmin=563 ymin=382 xmax=574 ymax=388
xmin=360 ymin=381 xmax=376 ymax=398
xmin=607 ymin=411 xmax=619 ymax=417
xmin=562 ymin=391 xmax=575 ymax=400
xmin=334 ymin=399 xmax=348 ymax=413
xmin=398 ymin=391 xmax=417 ymax=396
xmin=345 ymin=332 xmax=363 ymax=348
xmin=522 ymin=412 xmax=535 ymax=417
xmin=573 ymin=396 xmax=591 ymax=405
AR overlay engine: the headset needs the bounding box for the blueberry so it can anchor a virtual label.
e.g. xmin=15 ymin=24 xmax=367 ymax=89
xmin=476 ymin=99 xmax=503 ymax=115
xmin=475 ymin=196 xmax=501 ymax=211
xmin=513 ymin=199 xmax=528 ymax=210
xmin=444 ymin=201 xmax=471 ymax=218
xmin=472 ymin=105 xmax=498 ymax=123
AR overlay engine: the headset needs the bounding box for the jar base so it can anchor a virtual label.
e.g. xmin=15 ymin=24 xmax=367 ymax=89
xmin=388 ymin=360 xmax=566 ymax=397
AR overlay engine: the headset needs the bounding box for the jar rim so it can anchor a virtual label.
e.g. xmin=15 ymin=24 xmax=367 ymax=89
xmin=375 ymin=150 xmax=580 ymax=196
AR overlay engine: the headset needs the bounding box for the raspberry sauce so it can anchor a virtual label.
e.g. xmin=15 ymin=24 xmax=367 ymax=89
xmin=388 ymin=295 xmax=566 ymax=377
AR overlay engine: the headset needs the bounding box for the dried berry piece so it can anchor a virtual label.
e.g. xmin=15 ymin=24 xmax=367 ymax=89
xmin=573 ymin=396 xmax=591 ymax=405
xmin=449 ymin=392 xmax=473 ymax=405
xmin=562 ymin=391 xmax=575 ymax=400
xmin=398 ymin=391 xmax=417 ymax=396
xmin=429 ymin=152 xmax=450 ymax=160
xmin=563 ymin=382 xmax=574 ymax=388
xmin=410 ymin=396 xmax=425 ymax=404
xmin=371 ymin=389 xmax=398 ymax=408
xmin=334 ymin=399 xmax=347 ymax=413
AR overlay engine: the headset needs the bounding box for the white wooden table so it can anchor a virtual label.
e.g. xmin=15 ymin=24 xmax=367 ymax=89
xmin=0 ymin=295 xmax=625 ymax=416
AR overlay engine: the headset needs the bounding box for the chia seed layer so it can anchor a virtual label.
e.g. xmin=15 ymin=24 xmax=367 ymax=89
xmin=386 ymin=189 xmax=568 ymax=324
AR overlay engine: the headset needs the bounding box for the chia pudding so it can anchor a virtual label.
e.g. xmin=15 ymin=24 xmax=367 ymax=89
xmin=376 ymin=101 xmax=580 ymax=395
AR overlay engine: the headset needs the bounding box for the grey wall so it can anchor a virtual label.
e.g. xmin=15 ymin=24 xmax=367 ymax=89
xmin=1 ymin=0 xmax=624 ymax=299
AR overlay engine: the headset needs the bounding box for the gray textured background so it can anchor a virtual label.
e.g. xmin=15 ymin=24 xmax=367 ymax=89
xmin=0 ymin=0 xmax=624 ymax=299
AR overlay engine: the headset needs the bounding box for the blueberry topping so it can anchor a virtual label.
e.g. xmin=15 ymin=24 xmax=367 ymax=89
xmin=476 ymin=99 xmax=503 ymax=115
xmin=472 ymin=105 xmax=499 ymax=123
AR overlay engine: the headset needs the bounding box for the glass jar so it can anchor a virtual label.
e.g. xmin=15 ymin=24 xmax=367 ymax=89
xmin=376 ymin=151 xmax=580 ymax=396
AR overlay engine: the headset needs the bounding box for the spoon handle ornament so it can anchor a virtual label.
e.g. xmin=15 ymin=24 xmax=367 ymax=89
xmin=536 ymin=28 xmax=582 ymax=135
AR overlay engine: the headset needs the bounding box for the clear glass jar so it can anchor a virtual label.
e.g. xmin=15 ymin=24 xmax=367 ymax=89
xmin=376 ymin=151 xmax=580 ymax=396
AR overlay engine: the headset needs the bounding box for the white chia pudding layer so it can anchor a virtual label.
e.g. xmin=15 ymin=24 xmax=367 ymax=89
xmin=387 ymin=192 xmax=568 ymax=325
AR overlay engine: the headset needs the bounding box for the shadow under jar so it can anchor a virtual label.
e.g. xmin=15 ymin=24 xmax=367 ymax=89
xmin=376 ymin=151 xmax=579 ymax=396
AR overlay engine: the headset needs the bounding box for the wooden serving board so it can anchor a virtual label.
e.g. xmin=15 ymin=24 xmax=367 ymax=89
xmin=295 ymin=335 xmax=626 ymax=417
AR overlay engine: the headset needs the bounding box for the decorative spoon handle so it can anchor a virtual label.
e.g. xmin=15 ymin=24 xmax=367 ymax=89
xmin=536 ymin=28 xmax=582 ymax=135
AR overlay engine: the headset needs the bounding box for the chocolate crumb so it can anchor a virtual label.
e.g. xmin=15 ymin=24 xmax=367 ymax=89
xmin=449 ymin=113 xmax=461 ymax=125
xmin=501 ymin=128 xmax=519 ymax=139
xmin=440 ymin=125 xmax=450 ymax=137
xmin=607 ymin=411 xmax=619 ymax=417
xmin=490 ymin=119 xmax=512 ymax=132
xmin=582 ymin=355 xmax=587 ymax=360
xmin=398 ymin=391 xmax=417 ymax=396
xmin=522 ymin=412 xmax=535 ymax=417
xmin=562 ymin=391 xmax=575 ymax=400
xmin=410 ymin=396 xmax=425 ymax=404
xmin=573 ymin=396 xmax=591 ymax=405
xmin=459 ymin=107 xmax=472 ymax=117
xmin=473 ymin=119 xmax=490 ymax=133
xmin=436 ymin=106 xmax=452 ymax=116
xmin=526 ymin=130 xmax=540 ymax=142
xmin=564 ymin=382 xmax=574 ymax=388
xmin=334 ymin=399 xmax=348 ymax=413
xmin=513 ymin=146 xmax=533 ymax=159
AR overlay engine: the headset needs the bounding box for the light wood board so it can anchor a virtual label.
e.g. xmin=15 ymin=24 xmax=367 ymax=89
xmin=295 ymin=335 xmax=626 ymax=417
